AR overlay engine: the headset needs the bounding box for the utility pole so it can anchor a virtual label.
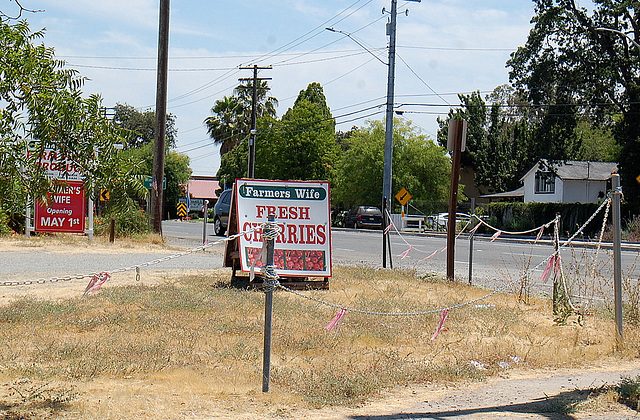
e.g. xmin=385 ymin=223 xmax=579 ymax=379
xmin=446 ymin=119 xmax=466 ymax=281
xmin=382 ymin=0 xmax=420 ymax=268
xmin=382 ymin=0 xmax=398 ymax=268
xmin=151 ymin=0 xmax=170 ymax=234
xmin=239 ymin=65 xmax=272 ymax=179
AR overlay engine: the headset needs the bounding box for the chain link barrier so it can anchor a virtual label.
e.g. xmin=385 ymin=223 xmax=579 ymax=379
xmin=1 ymin=226 xmax=261 ymax=288
xmin=275 ymin=196 xmax=614 ymax=318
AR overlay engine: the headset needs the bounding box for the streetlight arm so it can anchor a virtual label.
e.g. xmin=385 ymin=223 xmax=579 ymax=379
xmin=596 ymin=27 xmax=640 ymax=50
xmin=325 ymin=27 xmax=388 ymax=66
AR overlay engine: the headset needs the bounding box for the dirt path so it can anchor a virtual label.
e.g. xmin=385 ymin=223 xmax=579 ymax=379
xmin=322 ymin=361 xmax=640 ymax=420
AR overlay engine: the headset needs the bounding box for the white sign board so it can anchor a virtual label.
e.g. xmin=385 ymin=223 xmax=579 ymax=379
xmin=235 ymin=179 xmax=332 ymax=278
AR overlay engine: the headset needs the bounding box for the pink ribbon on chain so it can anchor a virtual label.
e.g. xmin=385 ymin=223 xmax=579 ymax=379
xmin=469 ymin=222 xmax=482 ymax=234
xmin=536 ymin=227 xmax=544 ymax=242
xmin=491 ymin=230 xmax=502 ymax=242
xmin=399 ymin=246 xmax=413 ymax=260
xmin=326 ymin=308 xmax=347 ymax=332
xmin=384 ymin=221 xmax=394 ymax=235
xmin=423 ymin=249 xmax=438 ymax=260
xmin=554 ymin=254 xmax=562 ymax=274
xmin=431 ymin=309 xmax=450 ymax=340
xmin=83 ymin=272 xmax=111 ymax=298
xmin=541 ymin=255 xmax=556 ymax=283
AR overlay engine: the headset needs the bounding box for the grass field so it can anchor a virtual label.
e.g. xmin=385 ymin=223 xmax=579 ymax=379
xmin=0 ymin=260 xmax=637 ymax=418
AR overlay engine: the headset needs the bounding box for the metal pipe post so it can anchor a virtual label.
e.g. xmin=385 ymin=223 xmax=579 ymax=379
xmin=202 ymin=200 xmax=208 ymax=244
xmin=612 ymin=174 xmax=623 ymax=343
xmin=262 ymin=214 xmax=276 ymax=392
xmin=468 ymin=198 xmax=475 ymax=285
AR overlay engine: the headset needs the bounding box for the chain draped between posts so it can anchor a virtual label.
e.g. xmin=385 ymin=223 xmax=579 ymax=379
xmin=273 ymin=195 xmax=614 ymax=318
xmin=2 ymin=226 xmax=261 ymax=288
xmin=4 ymin=193 xmax=616 ymax=320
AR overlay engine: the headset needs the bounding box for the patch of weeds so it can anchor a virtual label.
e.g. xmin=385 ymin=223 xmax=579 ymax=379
xmin=0 ymin=298 xmax=79 ymax=324
xmin=617 ymin=375 xmax=640 ymax=411
xmin=0 ymin=379 xmax=77 ymax=418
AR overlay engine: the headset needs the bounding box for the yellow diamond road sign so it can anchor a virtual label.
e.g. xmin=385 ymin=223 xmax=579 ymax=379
xmin=636 ymin=174 xmax=640 ymax=184
xmin=395 ymin=188 xmax=411 ymax=206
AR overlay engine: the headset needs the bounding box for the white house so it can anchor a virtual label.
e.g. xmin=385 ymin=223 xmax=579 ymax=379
xmin=520 ymin=160 xmax=617 ymax=203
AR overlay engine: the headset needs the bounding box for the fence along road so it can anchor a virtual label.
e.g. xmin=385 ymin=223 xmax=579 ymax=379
xmin=165 ymin=219 xmax=640 ymax=302
xmin=0 ymin=220 xmax=636 ymax=303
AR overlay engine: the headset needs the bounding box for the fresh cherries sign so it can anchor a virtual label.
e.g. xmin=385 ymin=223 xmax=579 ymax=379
xmin=235 ymin=179 xmax=332 ymax=278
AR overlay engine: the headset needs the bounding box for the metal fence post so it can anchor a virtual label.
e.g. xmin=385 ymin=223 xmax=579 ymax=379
xmin=262 ymin=214 xmax=276 ymax=392
xmin=202 ymin=200 xmax=208 ymax=244
xmin=468 ymin=198 xmax=475 ymax=285
xmin=612 ymin=174 xmax=623 ymax=344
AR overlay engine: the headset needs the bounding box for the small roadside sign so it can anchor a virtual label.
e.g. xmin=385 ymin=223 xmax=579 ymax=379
xmin=100 ymin=189 xmax=110 ymax=201
xmin=179 ymin=198 xmax=204 ymax=211
xmin=395 ymin=187 xmax=412 ymax=206
xmin=176 ymin=202 xmax=188 ymax=217
xmin=143 ymin=176 xmax=166 ymax=190
xmin=35 ymin=181 xmax=86 ymax=233
xmin=636 ymin=174 xmax=640 ymax=184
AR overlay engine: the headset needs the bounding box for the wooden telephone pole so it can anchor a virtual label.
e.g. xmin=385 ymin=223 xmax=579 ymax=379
xmin=151 ymin=0 xmax=170 ymax=234
xmin=238 ymin=65 xmax=272 ymax=178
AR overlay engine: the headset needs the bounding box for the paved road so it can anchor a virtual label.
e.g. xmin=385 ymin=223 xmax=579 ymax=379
xmin=164 ymin=220 xmax=640 ymax=302
xmin=1 ymin=220 xmax=637 ymax=305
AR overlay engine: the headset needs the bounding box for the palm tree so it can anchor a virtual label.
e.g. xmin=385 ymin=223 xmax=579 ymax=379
xmin=204 ymin=96 xmax=245 ymax=156
xmin=233 ymin=80 xmax=279 ymax=122
xmin=205 ymin=82 xmax=278 ymax=156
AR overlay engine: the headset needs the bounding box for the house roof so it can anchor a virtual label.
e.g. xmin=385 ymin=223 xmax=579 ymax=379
xmin=187 ymin=176 xmax=220 ymax=199
xmin=520 ymin=160 xmax=617 ymax=182
xmin=481 ymin=186 xmax=524 ymax=198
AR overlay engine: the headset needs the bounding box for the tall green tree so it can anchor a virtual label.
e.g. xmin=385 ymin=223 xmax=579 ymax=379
xmin=0 ymin=20 xmax=138 ymax=231
xmin=217 ymin=82 xmax=339 ymax=187
xmin=507 ymin=1 xmax=640 ymax=209
xmin=437 ymin=89 xmax=538 ymax=193
xmin=335 ymin=119 xmax=451 ymax=208
xmin=113 ymin=103 xmax=176 ymax=149
xmin=113 ymin=106 xmax=191 ymax=218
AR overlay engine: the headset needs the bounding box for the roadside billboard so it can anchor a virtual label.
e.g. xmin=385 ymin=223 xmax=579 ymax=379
xmin=235 ymin=179 xmax=332 ymax=278
xmin=34 ymin=180 xmax=86 ymax=233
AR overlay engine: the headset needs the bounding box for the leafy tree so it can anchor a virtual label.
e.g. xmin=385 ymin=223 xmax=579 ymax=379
xmin=0 ymin=20 xmax=139 ymax=231
xmin=575 ymin=119 xmax=620 ymax=162
xmin=260 ymin=83 xmax=338 ymax=182
xmin=335 ymin=119 xmax=451 ymax=209
xmin=217 ymin=82 xmax=340 ymax=187
xmin=113 ymin=105 xmax=192 ymax=218
xmin=113 ymin=103 xmax=176 ymax=149
xmin=507 ymin=1 xmax=640 ymax=209
xmin=437 ymin=89 xmax=538 ymax=193
xmin=205 ymin=80 xmax=278 ymax=156
xmin=122 ymin=144 xmax=190 ymax=219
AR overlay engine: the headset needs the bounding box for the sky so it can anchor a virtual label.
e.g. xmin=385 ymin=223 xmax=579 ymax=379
xmin=10 ymin=0 xmax=536 ymax=177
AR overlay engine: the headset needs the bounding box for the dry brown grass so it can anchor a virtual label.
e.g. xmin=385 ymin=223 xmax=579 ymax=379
xmin=0 ymin=265 xmax=637 ymax=418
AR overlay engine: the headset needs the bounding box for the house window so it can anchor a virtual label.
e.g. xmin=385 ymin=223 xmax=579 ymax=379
xmin=535 ymin=171 xmax=555 ymax=194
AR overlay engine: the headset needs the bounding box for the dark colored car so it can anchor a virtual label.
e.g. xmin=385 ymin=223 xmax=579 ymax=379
xmin=342 ymin=206 xmax=382 ymax=229
xmin=213 ymin=189 xmax=232 ymax=236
